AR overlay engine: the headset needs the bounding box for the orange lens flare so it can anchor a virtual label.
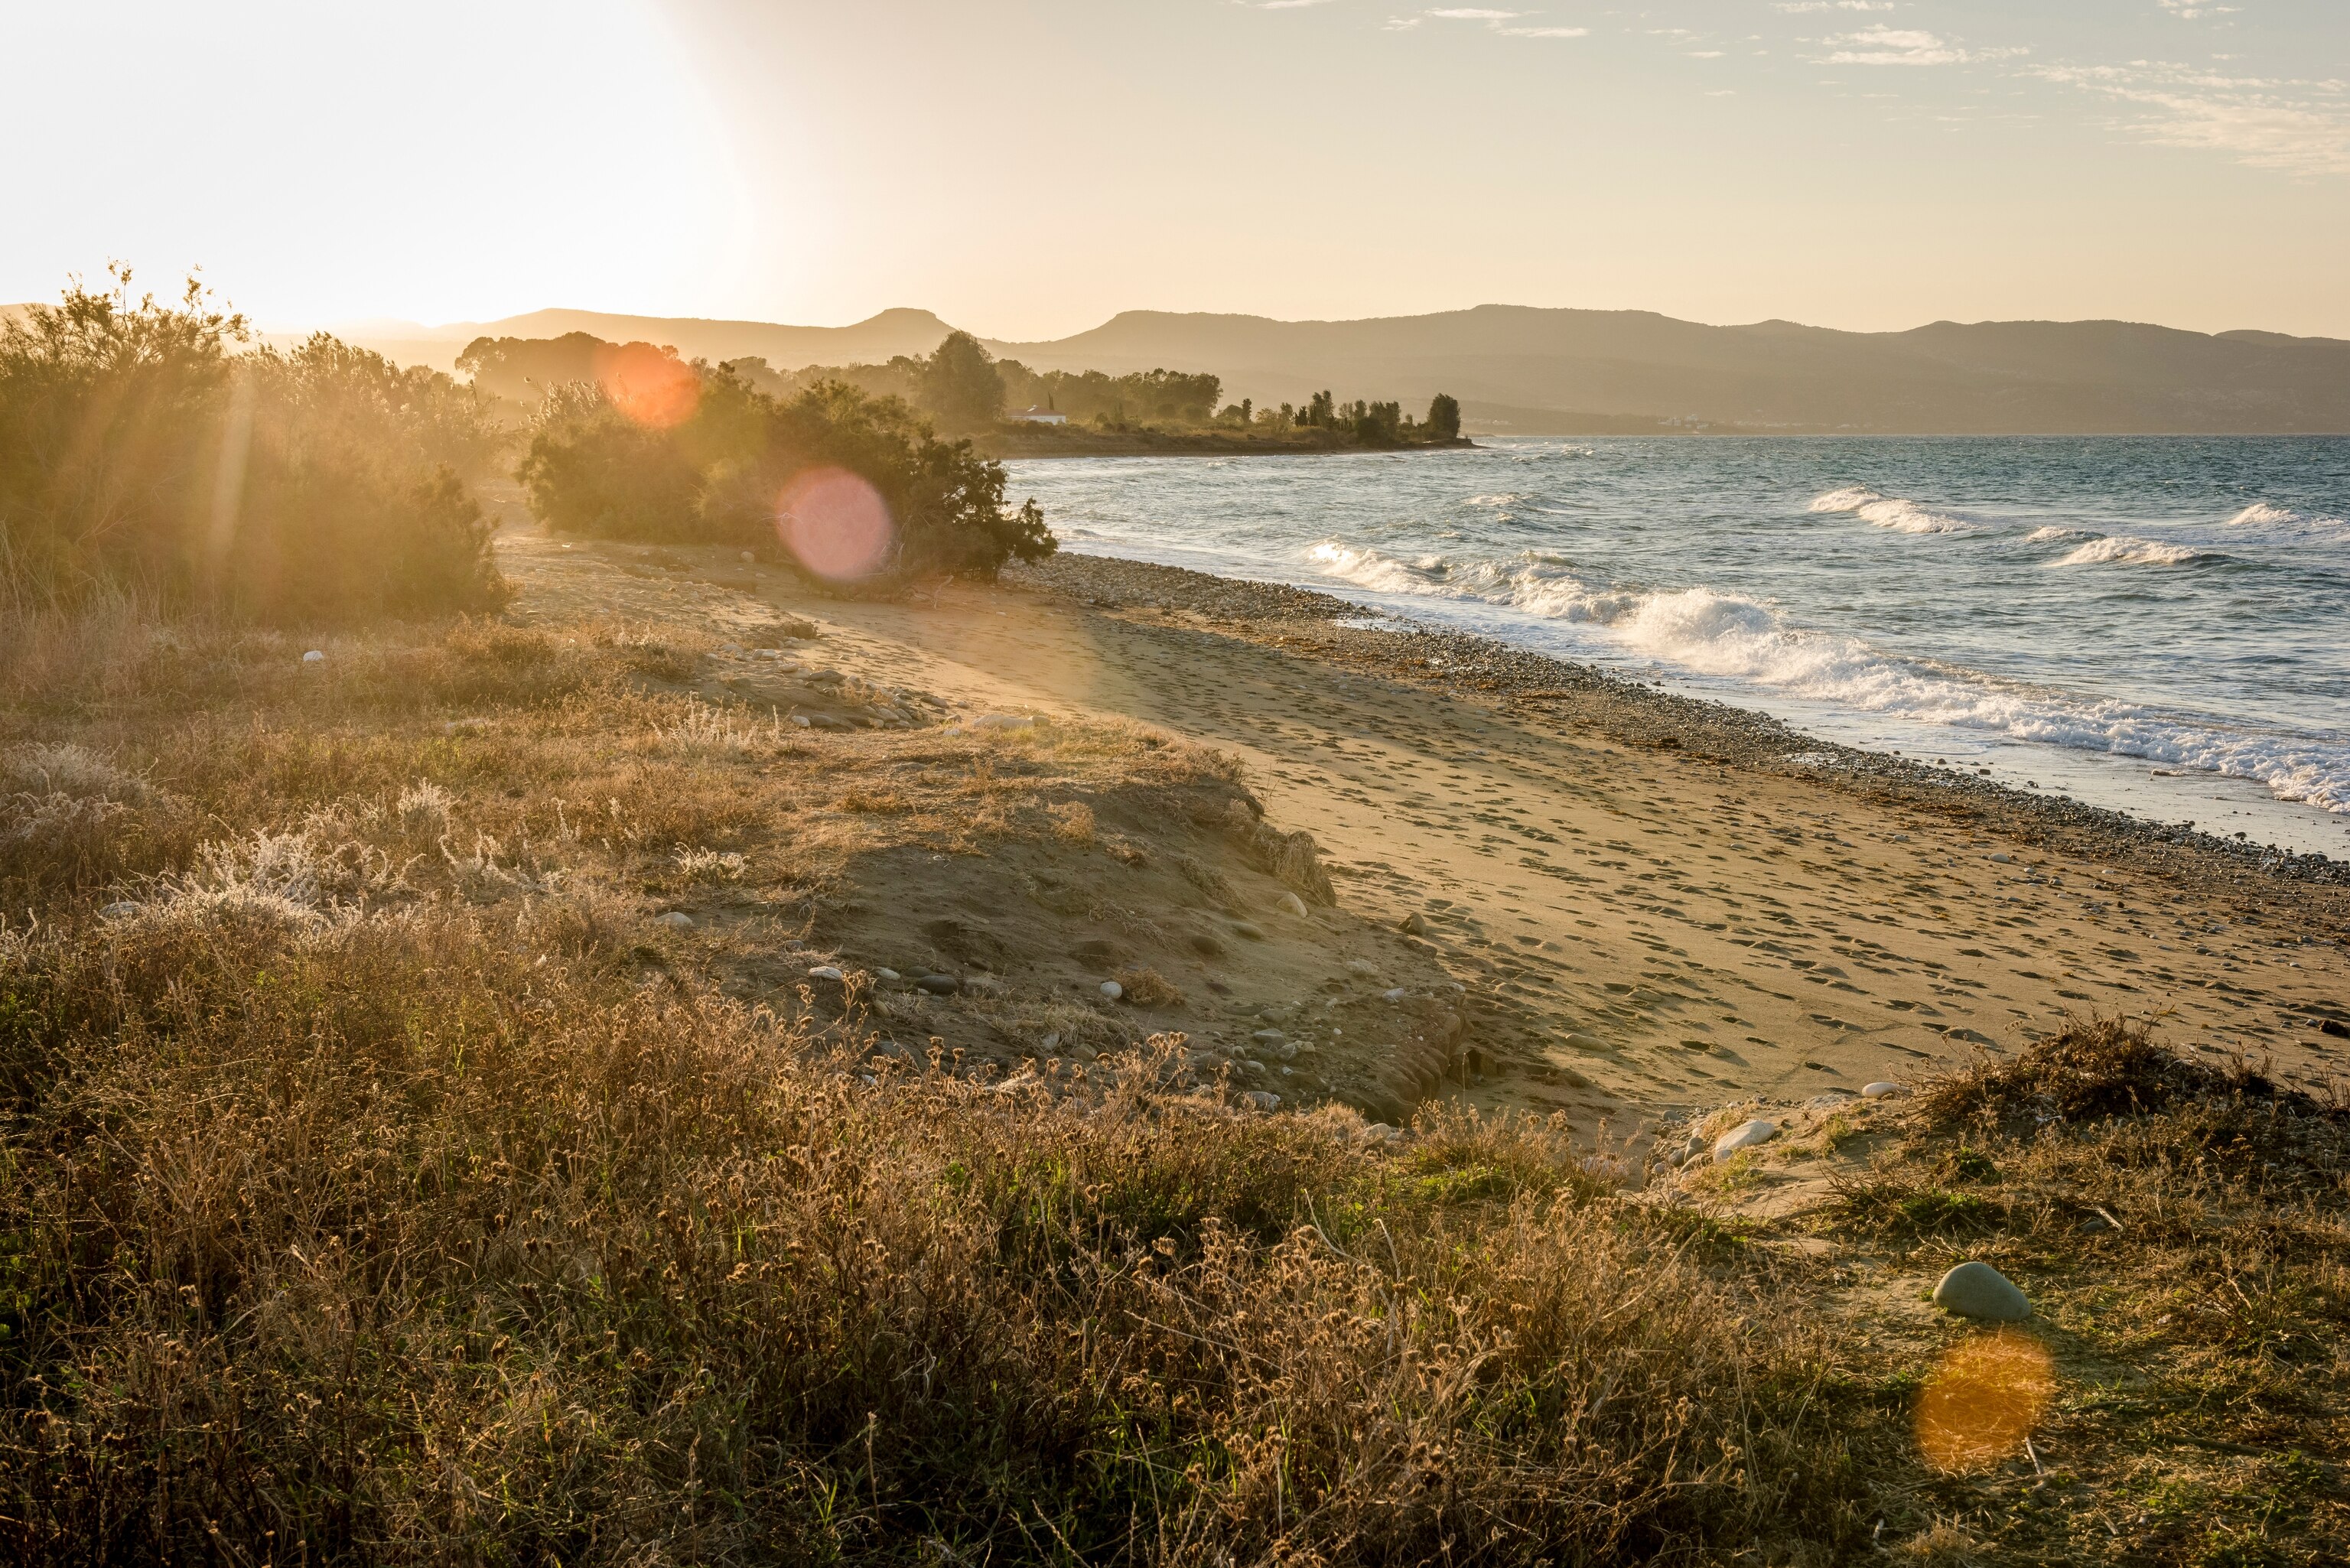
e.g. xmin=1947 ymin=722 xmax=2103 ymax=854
xmin=1915 ymin=1327 xmax=2055 ymax=1475
xmin=593 ymin=341 xmax=700 ymax=429
xmin=777 ymin=467 xmax=894 ymax=581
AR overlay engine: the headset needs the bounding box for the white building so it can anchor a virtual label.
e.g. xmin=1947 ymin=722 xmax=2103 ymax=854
xmin=1004 ymin=405 xmax=1067 ymax=425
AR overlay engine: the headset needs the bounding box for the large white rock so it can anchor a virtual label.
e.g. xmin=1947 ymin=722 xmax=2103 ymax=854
xmin=1713 ymin=1119 xmax=1778 ymax=1162
xmin=1933 ymin=1261 xmax=2031 ymax=1322
xmin=1862 ymin=1082 xmax=1902 ymax=1099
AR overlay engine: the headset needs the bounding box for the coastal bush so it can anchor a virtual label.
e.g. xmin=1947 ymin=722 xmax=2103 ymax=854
xmin=0 ymin=270 xmax=506 ymax=623
xmin=519 ymin=370 xmax=1056 ymax=581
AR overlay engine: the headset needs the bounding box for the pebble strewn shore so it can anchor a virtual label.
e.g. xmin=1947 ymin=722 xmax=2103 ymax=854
xmin=1011 ymin=551 xmax=2350 ymax=898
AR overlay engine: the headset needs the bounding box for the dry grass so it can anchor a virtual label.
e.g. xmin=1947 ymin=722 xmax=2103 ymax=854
xmin=7 ymin=589 xmax=2342 ymax=1563
xmin=1801 ymin=1017 xmax=2350 ymax=1565
xmin=0 ymin=598 xmax=1905 ymax=1564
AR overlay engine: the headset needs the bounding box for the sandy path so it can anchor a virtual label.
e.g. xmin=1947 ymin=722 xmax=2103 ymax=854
xmin=506 ymin=532 xmax=2350 ymax=1128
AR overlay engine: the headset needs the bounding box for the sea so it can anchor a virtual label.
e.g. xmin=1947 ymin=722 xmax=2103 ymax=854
xmin=1005 ymin=438 xmax=2350 ymax=858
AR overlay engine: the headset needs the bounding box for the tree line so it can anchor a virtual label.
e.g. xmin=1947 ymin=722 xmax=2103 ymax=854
xmin=461 ymin=329 xmax=1466 ymax=447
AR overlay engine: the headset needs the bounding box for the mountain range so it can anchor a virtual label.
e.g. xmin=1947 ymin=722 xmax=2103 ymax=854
xmin=16 ymin=301 xmax=2348 ymax=434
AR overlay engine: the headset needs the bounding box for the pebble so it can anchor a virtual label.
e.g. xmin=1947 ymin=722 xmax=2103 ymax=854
xmin=1346 ymin=959 xmax=1378 ymax=978
xmin=972 ymin=713 xmax=1035 ymax=730
xmin=875 ymin=968 xmax=900 ymax=981
xmin=99 ymin=901 xmax=138 ymax=919
xmin=1251 ymin=1029 xmax=1286 ymax=1044
xmin=1861 ymin=1081 xmax=1902 ymax=1099
xmin=789 ymin=714 xmax=812 ymax=727
xmin=806 ymin=965 xmax=845 ymax=981
xmin=1240 ymin=1091 xmax=1281 ymax=1111
xmin=1400 ymin=911 xmax=1430 ymax=936
xmin=916 ymin=974 xmax=961 ymax=995
xmin=1231 ymin=921 xmax=1268 ymax=942
xmin=1988 ymin=852 xmax=2013 ymax=864
xmin=1564 ymin=1033 xmax=1610 ymax=1052
xmin=1276 ymin=891 xmax=1310 ymax=918
xmin=655 ymin=912 xmax=695 ymax=929
xmin=1382 ymin=987 xmax=1408 ymax=1004
xmin=1714 ymin=1119 xmax=1777 ymax=1161
xmin=301 ymin=649 xmax=324 ymax=664
xmin=1100 ymin=981 xmax=1125 ymax=1001
xmin=1932 ymin=1261 xmax=2032 ymax=1322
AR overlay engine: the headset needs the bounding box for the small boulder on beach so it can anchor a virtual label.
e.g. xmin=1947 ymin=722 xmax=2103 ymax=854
xmin=1714 ymin=1119 xmax=1777 ymax=1161
xmin=1933 ymin=1261 xmax=2031 ymax=1322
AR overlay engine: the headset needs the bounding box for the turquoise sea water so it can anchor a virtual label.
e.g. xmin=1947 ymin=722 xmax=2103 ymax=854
xmin=1007 ymin=438 xmax=2350 ymax=857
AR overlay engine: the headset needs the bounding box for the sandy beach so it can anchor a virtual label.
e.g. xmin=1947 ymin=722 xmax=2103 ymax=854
xmin=506 ymin=531 xmax=2350 ymax=1141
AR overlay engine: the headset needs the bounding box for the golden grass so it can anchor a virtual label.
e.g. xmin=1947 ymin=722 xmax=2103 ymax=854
xmin=5 ymin=597 xmax=2345 ymax=1564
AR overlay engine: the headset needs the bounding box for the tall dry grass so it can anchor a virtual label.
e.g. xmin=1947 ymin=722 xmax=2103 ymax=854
xmin=0 ymin=600 xmax=1887 ymax=1564
xmin=0 ymin=897 xmax=1877 ymax=1564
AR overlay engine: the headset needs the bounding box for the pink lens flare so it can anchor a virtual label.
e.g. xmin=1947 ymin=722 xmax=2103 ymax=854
xmin=777 ymin=467 xmax=895 ymax=581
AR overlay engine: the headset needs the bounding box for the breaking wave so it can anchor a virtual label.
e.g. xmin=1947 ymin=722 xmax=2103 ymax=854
xmin=2052 ymin=535 xmax=2210 ymax=568
xmin=2224 ymin=501 xmax=2350 ymax=542
xmin=1303 ymin=538 xmax=2349 ymax=814
xmin=1808 ymin=486 xmax=1977 ymax=535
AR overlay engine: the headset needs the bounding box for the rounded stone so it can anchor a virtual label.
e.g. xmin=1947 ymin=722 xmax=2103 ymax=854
xmin=915 ymin=974 xmax=961 ymax=995
xmin=1862 ymin=1082 xmax=1902 ymax=1099
xmin=806 ymin=965 xmax=845 ymax=982
xmin=655 ymin=912 xmax=695 ymax=929
xmin=1276 ymin=891 xmax=1310 ymax=918
xmin=1932 ymin=1261 xmax=2031 ymax=1322
xmin=1713 ymin=1119 xmax=1777 ymax=1162
xmin=1100 ymin=981 xmax=1125 ymax=1001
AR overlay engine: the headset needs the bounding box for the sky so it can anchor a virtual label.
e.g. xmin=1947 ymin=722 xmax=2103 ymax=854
xmin=3 ymin=0 xmax=2346 ymax=340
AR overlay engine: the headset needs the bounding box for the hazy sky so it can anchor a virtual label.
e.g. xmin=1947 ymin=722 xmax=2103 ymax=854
xmin=5 ymin=1 xmax=2346 ymax=338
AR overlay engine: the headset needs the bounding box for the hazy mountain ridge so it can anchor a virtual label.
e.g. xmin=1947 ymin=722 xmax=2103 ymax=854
xmin=223 ymin=301 xmax=2350 ymax=434
xmin=986 ymin=306 xmax=2350 ymax=434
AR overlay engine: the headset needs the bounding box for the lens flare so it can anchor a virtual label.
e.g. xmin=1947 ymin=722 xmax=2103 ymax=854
xmin=778 ymin=467 xmax=895 ymax=581
xmin=593 ymin=340 xmax=700 ymax=429
xmin=1915 ymin=1327 xmax=2055 ymax=1474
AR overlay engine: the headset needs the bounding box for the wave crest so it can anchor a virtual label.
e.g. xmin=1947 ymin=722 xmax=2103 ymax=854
xmin=1809 ymin=486 xmax=1976 ymax=535
xmin=2053 ymin=535 xmax=2208 ymax=568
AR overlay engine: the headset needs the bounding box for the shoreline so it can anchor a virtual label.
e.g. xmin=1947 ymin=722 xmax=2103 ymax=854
xmin=568 ymin=534 xmax=2350 ymax=1135
xmin=1004 ymin=551 xmax=2348 ymax=891
xmin=985 ymin=432 xmax=1477 ymax=460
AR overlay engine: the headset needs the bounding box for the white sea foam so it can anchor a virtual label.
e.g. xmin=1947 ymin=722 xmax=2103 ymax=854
xmin=2223 ymin=501 xmax=2350 ymax=542
xmin=1808 ymin=486 xmax=1976 ymax=535
xmin=1303 ymin=537 xmax=2349 ymax=814
xmin=2052 ymin=535 xmax=2207 ymax=568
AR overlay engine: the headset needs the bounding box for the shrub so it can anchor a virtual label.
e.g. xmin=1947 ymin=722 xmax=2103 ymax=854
xmin=517 ymin=369 xmax=1056 ymax=582
xmin=0 ymin=268 xmax=507 ymax=623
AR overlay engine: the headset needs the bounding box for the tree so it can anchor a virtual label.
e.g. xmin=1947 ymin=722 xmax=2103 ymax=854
xmin=920 ymin=330 xmax=1005 ymax=428
xmin=1426 ymin=392 xmax=1462 ymax=441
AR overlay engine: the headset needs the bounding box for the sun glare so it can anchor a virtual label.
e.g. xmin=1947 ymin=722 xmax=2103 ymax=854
xmin=594 ymin=340 xmax=701 ymax=429
xmin=778 ymin=467 xmax=895 ymax=581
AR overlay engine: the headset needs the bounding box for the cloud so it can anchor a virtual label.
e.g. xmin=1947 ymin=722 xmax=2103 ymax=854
xmin=1418 ymin=7 xmax=1587 ymax=37
xmin=1822 ymin=26 xmax=2006 ymax=66
xmin=2039 ymin=61 xmax=2350 ymax=175
xmin=1235 ymin=0 xmax=1338 ymax=8
xmin=1776 ymin=2 xmax=1896 ymax=10
xmin=2156 ymin=0 xmax=2241 ymax=16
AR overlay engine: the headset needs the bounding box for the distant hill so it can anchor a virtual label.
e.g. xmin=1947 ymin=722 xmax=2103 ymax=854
xmin=308 ymin=307 xmax=956 ymax=378
xmin=272 ymin=301 xmax=2350 ymax=434
xmin=986 ymin=306 xmax=2350 ymax=435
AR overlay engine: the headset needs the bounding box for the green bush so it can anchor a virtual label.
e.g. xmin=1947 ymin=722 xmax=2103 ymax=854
xmin=518 ymin=369 xmax=1056 ymax=581
xmin=0 ymin=269 xmax=507 ymax=623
